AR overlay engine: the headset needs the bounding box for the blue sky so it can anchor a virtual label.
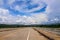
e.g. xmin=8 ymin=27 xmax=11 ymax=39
xmin=0 ymin=0 xmax=60 ymax=25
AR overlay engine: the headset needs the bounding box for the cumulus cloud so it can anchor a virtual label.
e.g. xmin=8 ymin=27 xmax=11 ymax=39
xmin=0 ymin=8 xmax=48 ymax=24
xmin=42 ymin=0 xmax=60 ymax=23
xmin=0 ymin=8 xmax=14 ymax=24
xmin=7 ymin=0 xmax=15 ymax=5
xmin=0 ymin=0 xmax=60 ymax=24
xmin=14 ymin=13 xmax=48 ymax=25
xmin=0 ymin=0 xmax=4 ymax=6
xmin=7 ymin=0 xmax=47 ymax=13
xmin=0 ymin=8 xmax=19 ymax=24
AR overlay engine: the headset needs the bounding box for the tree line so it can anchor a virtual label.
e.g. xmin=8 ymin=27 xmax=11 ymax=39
xmin=0 ymin=23 xmax=60 ymax=28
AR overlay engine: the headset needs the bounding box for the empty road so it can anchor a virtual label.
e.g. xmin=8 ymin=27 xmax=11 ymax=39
xmin=0 ymin=28 xmax=60 ymax=40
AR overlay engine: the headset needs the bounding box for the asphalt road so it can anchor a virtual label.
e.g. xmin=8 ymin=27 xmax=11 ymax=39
xmin=0 ymin=28 xmax=60 ymax=40
xmin=0 ymin=28 xmax=48 ymax=40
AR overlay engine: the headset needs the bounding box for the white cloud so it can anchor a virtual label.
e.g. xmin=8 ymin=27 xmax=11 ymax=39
xmin=0 ymin=0 xmax=4 ymax=5
xmin=0 ymin=8 xmax=9 ymax=15
xmin=0 ymin=8 xmax=17 ymax=24
xmin=42 ymin=0 xmax=60 ymax=23
xmin=0 ymin=0 xmax=60 ymax=24
xmin=15 ymin=14 xmax=48 ymax=24
xmin=43 ymin=0 xmax=60 ymax=13
xmin=15 ymin=13 xmax=48 ymax=25
xmin=50 ymin=18 xmax=59 ymax=22
xmin=31 ymin=13 xmax=48 ymax=23
xmin=9 ymin=0 xmax=46 ymax=13
xmin=7 ymin=0 xmax=15 ymax=5
xmin=0 ymin=8 xmax=9 ymax=23
xmin=0 ymin=8 xmax=48 ymax=24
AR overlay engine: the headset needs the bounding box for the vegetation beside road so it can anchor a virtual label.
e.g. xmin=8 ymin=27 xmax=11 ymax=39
xmin=0 ymin=23 xmax=60 ymax=28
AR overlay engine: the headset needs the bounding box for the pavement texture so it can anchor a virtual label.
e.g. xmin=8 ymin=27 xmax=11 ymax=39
xmin=0 ymin=27 xmax=60 ymax=40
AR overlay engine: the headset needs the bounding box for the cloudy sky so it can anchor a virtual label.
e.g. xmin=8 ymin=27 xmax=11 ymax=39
xmin=0 ymin=0 xmax=60 ymax=25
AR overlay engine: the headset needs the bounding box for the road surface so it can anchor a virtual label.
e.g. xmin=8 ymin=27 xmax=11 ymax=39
xmin=0 ymin=28 xmax=60 ymax=40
